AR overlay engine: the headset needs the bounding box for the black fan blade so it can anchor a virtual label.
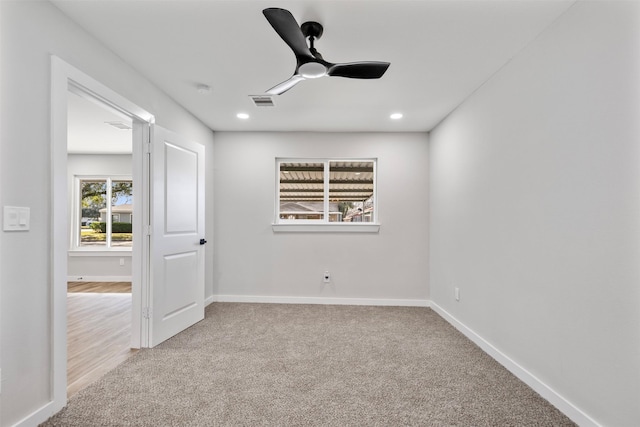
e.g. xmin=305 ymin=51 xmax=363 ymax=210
xmin=263 ymin=8 xmax=315 ymax=61
xmin=328 ymin=61 xmax=390 ymax=79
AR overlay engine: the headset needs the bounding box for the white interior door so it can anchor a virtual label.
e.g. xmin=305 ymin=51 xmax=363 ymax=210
xmin=149 ymin=125 xmax=205 ymax=347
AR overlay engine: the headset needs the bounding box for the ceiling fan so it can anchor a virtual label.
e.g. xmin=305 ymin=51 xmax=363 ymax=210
xmin=262 ymin=7 xmax=391 ymax=95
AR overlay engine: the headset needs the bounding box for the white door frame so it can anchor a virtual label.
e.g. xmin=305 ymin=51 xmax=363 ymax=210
xmin=50 ymin=56 xmax=154 ymax=415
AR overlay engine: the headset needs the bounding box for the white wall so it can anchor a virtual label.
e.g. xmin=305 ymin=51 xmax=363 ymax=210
xmin=67 ymin=154 xmax=133 ymax=281
xmin=213 ymin=132 xmax=429 ymax=304
xmin=429 ymin=2 xmax=640 ymax=426
xmin=67 ymin=255 xmax=132 ymax=281
xmin=0 ymin=2 xmax=214 ymax=425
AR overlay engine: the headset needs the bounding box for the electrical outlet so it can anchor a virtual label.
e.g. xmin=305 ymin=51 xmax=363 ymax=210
xmin=455 ymin=287 xmax=460 ymax=301
xmin=323 ymin=271 xmax=330 ymax=283
xmin=119 ymin=258 xmax=125 ymax=266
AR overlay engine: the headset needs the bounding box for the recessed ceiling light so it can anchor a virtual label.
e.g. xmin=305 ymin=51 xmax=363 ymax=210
xmin=236 ymin=113 xmax=249 ymax=119
xmin=390 ymin=113 xmax=403 ymax=120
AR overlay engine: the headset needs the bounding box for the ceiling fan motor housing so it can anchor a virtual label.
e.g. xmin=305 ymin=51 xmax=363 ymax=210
xmin=301 ymin=21 xmax=323 ymax=40
xmin=299 ymin=62 xmax=327 ymax=79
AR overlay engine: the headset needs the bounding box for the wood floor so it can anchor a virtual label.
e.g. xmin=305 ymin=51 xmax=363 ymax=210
xmin=68 ymin=281 xmax=132 ymax=293
xmin=67 ymin=282 xmax=137 ymax=396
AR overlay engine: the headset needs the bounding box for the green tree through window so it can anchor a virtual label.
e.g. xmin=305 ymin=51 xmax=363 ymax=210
xmin=79 ymin=178 xmax=132 ymax=248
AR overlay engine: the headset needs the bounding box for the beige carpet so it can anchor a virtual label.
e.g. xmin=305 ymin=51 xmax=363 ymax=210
xmin=43 ymin=303 xmax=574 ymax=426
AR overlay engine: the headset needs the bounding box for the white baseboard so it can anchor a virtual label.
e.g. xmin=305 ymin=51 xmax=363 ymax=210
xmin=429 ymin=302 xmax=600 ymax=427
xmin=204 ymin=294 xmax=215 ymax=306
xmin=12 ymin=399 xmax=64 ymax=427
xmin=210 ymin=294 xmax=430 ymax=307
xmin=67 ymin=275 xmax=132 ymax=282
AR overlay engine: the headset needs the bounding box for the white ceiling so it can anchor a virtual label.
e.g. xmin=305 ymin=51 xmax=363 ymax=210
xmin=67 ymin=89 xmax=133 ymax=154
xmin=53 ymin=0 xmax=576 ymax=134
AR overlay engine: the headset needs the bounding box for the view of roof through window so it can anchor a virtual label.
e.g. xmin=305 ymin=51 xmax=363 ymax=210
xmin=278 ymin=160 xmax=375 ymax=223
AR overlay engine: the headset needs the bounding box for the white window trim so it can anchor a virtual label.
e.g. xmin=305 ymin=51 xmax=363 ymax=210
xmin=271 ymin=223 xmax=380 ymax=233
xmin=273 ymin=158 xmax=380 ymax=233
xmin=68 ymin=250 xmax=132 ymax=257
xmin=71 ymin=174 xmax=133 ymax=252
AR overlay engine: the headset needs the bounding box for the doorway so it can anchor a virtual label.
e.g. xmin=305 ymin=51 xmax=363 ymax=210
xmin=51 ymin=56 xmax=154 ymax=414
xmin=51 ymin=56 xmax=205 ymax=415
xmin=65 ymin=88 xmax=138 ymax=395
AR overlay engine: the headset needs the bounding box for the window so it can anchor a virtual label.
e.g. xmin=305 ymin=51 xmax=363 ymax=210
xmin=76 ymin=176 xmax=133 ymax=249
xmin=275 ymin=159 xmax=377 ymax=228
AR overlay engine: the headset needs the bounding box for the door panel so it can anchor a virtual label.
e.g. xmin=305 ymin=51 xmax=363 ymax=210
xmin=162 ymin=252 xmax=198 ymax=319
xmin=165 ymin=142 xmax=198 ymax=233
xmin=150 ymin=125 xmax=205 ymax=347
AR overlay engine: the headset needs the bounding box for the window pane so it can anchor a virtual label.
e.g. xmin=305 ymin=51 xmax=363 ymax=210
xmin=329 ymin=161 xmax=374 ymax=222
xmin=80 ymin=180 xmax=107 ymax=247
xmin=111 ymin=180 xmax=133 ymax=247
xmin=279 ymin=162 xmax=325 ymax=221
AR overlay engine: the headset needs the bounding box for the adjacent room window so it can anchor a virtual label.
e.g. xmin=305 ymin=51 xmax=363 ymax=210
xmin=76 ymin=176 xmax=133 ymax=249
xmin=276 ymin=159 xmax=376 ymax=224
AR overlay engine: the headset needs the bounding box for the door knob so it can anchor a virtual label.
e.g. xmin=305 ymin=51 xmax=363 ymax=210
xmin=199 ymin=238 xmax=207 ymax=245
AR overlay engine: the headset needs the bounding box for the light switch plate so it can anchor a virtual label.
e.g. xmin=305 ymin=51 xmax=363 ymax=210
xmin=3 ymin=206 xmax=30 ymax=231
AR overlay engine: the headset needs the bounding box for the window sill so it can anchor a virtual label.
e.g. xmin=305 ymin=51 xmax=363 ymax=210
xmin=68 ymin=249 xmax=132 ymax=257
xmin=272 ymin=223 xmax=380 ymax=233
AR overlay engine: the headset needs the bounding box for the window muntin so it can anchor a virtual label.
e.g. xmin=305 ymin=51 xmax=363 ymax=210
xmin=277 ymin=159 xmax=376 ymax=224
xmin=77 ymin=176 xmax=132 ymax=250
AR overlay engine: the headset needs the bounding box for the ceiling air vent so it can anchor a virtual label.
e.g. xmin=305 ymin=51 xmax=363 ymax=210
xmin=250 ymin=95 xmax=275 ymax=107
xmin=104 ymin=121 xmax=132 ymax=130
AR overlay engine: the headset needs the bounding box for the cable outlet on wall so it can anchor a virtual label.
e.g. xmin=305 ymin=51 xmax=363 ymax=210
xmin=455 ymin=287 xmax=460 ymax=301
xmin=323 ymin=271 xmax=331 ymax=283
